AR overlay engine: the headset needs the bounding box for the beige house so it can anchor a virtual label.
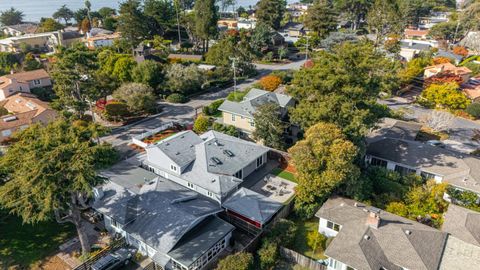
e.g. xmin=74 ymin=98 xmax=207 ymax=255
xmin=2 ymin=23 xmax=39 ymax=36
xmin=218 ymin=88 xmax=294 ymax=134
xmin=0 ymin=69 xmax=52 ymax=100
xmin=0 ymin=93 xmax=57 ymax=141
xmin=0 ymin=31 xmax=62 ymax=53
xmin=424 ymin=62 xmax=472 ymax=83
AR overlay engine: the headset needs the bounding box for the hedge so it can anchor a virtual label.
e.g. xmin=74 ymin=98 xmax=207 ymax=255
xmin=166 ymin=93 xmax=188 ymax=103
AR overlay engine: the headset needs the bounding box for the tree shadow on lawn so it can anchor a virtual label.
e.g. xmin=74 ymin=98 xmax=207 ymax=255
xmin=0 ymin=212 xmax=75 ymax=268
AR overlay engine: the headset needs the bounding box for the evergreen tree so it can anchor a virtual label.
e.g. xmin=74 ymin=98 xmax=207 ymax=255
xmin=253 ymin=103 xmax=287 ymax=150
xmin=0 ymin=7 xmax=24 ymax=26
xmin=53 ymin=5 xmax=74 ymax=25
xmin=305 ymin=0 xmax=338 ymax=39
xmin=194 ymin=0 xmax=219 ymax=52
xmin=367 ymin=0 xmax=404 ymax=47
xmin=255 ymin=0 xmax=286 ymax=30
xmin=117 ymin=0 xmax=149 ymax=50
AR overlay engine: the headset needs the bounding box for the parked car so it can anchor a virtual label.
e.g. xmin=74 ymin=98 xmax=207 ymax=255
xmin=426 ymin=140 xmax=445 ymax=148
xmin=91 ymin=248 xmax=135 ymax=270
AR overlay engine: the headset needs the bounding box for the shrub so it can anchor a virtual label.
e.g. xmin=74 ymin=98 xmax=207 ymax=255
xmin=0 ymin=107 xmax=8 ymax=116
xmin=259 ymin=75 xmax=282 ymax=91
xmin=104 ymin=101 xmax=130 ymax=121
xmin=433 ymin=57 xmax=452 ymax=64
xmin=421 ymin=82 xmax=470 ymax=110
xmin=266 ymin=219 xmax=297 ymax=247
xmin=193 ymin=115 xmax=210 ymax=133
xmin=226 ymin=90 xmax=248 ymax=102
xmin=258 ymin=241 xmax=278 ymax=270
xmin=453 ymin=46 xmax=468 ymax=57
xmin=271 ymin=70 xmax=293 ymax=84
xmin=112 ymin=83 xmax=156 ymax=113
xmin=166 ymin=93 xmax=187 ymax=103
xmin=212 ymin=122 xmax=239 ymax=137
xmin=466 ymin=103 xmax=480 ymax=119
xmin=31 ymin=87 xmax=56 ymax=102
xmin=216 ymin=252 xmax=254 ymax=270
xmin=202 ymin=99 xmax=224 ymax=116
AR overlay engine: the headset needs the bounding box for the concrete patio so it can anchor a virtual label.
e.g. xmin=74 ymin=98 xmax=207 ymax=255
xmin=249 ymin=173 xmax=297 ymax=204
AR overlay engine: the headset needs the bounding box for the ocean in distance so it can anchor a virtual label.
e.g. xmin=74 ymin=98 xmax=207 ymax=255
xmin=0 ymin=0 xmax=286 ymax=23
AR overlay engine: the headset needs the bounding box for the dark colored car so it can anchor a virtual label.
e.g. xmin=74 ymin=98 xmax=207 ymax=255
xmin=91 ymin=248 xmax=135 ymax=270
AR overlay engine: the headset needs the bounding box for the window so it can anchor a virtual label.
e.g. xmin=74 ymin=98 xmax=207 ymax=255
xmin=327 ymin=220 xmax=340 ymax=231
xmin=370 ymin=157 xmax=387 ymax=168
xmin=394 ymin=165 xmax=416 ymax=176
xmin=33 ymin=79 xmax=41 ymax=85
xmin=187 ymin=182 xmax=194 ymax=189
xmin=256 ymin=156 xmax=263 ymax=167
xmin=231 ymin=114 xmax=236 ymax=122
xmin=420 ymin=171 xmax=436 ymax=180
xmin=329 ymin=258 xmax=337 ymax=268
xmin=207 ymin=191 xmax=214 ymax=197
xmin=249 ymin=121 xmax=255 ymax=127
xmin=347 ymin=266 xmax=355 ymax=270
xmin=234 ymin=169 xmax=243 ymax=179
xmin=170 ymin=164 xmax=177 ymax=172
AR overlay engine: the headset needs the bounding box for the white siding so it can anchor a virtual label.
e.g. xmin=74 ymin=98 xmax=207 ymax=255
xmin=319 ymin=218 xmax=340 ymax=237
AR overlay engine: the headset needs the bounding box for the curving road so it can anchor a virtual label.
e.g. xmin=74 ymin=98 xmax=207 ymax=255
xmin=101 ymin=60 xmax=306 ymax=153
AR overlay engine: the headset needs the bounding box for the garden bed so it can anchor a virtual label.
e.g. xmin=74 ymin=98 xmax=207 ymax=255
xmin=142 ymin=128 xmax=179 ymax=144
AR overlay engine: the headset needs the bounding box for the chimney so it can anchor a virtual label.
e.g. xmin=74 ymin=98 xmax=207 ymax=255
xmin=366 ymin=211 xmax=381 ymax=229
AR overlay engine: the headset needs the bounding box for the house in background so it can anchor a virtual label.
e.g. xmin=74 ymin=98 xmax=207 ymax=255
xmin=424 ymin=62 xmax=472 ymax=83
xmin=462 ymin=75 xmax=480 ymax=101
xmin=0 ymin=31 xmax=62 ymax=53
xmin=399 ymin=40 xmax=434 ymax=61
xmin=436 ymin=50 xmax=464 ymax=65
xmin=0 ymin=69 xmax=52 ymax=100
xmin=2 ymin=23 xmax=39 ymax=36
xmin=315 ymin=196 xmax=480 ymax=270
xmin=218 ymin=88 xmax=295 ymax=135
xmin=404 ymin=28 xmax=429 ymax=40
xmin=84 ymin=30 xmax=120 ymax=49
xmin=0 ymin=92 xmax=57 ymax=141
xmin=442 ymin=204 xmax=480 ymax=247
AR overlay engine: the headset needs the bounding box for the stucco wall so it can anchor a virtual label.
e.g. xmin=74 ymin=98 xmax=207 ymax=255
xmin=222 ymin=112 xmax=255 ymax=133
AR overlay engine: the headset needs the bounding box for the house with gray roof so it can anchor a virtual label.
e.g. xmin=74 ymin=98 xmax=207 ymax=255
xmin=316 ymin=196 xmax=480 ymax=270
xmin=2 ymin=23 xmax=39 ymax=36
xmin=218 ymin=88 xmax=294 ymax=134
xmin=442 ymin=204 xmax=480 ymax=246
xmin=142 ymin=130 xmax=270 ymax=202
xmin=93 ymin=158 xmax=235 ymax=270
xmin=366 ymin=137 xmax=480 ymax=195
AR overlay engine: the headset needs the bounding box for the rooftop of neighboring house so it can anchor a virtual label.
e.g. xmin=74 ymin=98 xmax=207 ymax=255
xmin=404 ymin=28 xmax=429 ymax=37
xmin=88 ymin=27 xmax=113 ymax=37
xmin=367 ymin=117 xmax=422 ymax=143
xmin=143 ymin=130 xmax=270 ymax=195
xmin=61 ymin=30 xmax=83 ymax=40
xmin=366 ymin=137 xmax=480 ymax=193
xmin=316 ymin=196 xmax=448 ymax=270
xmin=1 ymin=69 xmax=50 ymax=84
xmin=462 ymin=75 xmax=480 ymax=99
xmin=460 ymin=31 xmax=480 ymax=52
xmin=436 ymin=50 xmax=464 ymax=62
xmin=87 ymin=32 xmax=120 ymax=42
xmin=0 ymin=93 xmax=57 ymax=131
xmin=400 ymin=40 xmax=432 ymax=50
xmin=316 ymin=196 xmax=480 ymax=270
xmin=424 ymin=62 xmax=472 ymax=76
xmin=167 ymin=54 xmax=203 ymax=61
xmin=442 ymin=204 xmax=480 ymax=246
xmin=3 ymin=23 xmax=39 ymax=34
xmin=222 ymin=187 xmax=282 ymax=225
xmin=218 ymin=88 xmax=294 ymax=118
xmin=94 ymin=158 xmax=232 ymax=268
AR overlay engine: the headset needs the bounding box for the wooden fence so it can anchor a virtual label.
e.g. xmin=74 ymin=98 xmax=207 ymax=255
xmin=279 ymin=247 xmax=327 ymax=270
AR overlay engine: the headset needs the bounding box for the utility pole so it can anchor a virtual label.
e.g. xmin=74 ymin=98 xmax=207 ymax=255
xmin=305 ymin=35 xmax=309 ymax=61
xmin=230 ymin=57 xmax=239 ymax=95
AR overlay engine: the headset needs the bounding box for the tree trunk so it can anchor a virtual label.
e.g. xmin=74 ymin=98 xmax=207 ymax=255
xmin=71 ymin=203 xmax=91 ymax=255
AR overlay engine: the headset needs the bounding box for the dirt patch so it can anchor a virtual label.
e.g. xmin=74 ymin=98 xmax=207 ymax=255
xmin=31 ymin=255 xmax=72 ymax=270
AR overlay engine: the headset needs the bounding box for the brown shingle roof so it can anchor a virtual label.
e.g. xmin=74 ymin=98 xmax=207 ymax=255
xmin=4 ymin=69 xmax=50 ymax=83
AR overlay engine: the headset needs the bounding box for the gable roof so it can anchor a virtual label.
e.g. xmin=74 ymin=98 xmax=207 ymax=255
xmin=223 ymin=187 xmax=282 ymax=224
xmin=316 ymin=196 xmax=448 ymax=270
xmin=145 ymin=130 xmax=269 ymax=195
xmin=425 ymin=62 xmax=472 ymax=76
xmin=218 ymin=88 xmax=293 ymax=118
xmin=436 ymin=50 xmax=464 ymax=62
xmin=442 ymin=204 xmax=480 ymax=246
xmin=367 ymin=117 xmax=422 ymax=143
xmin=4 ymin=23 xmax=38 ymax=34
xmin=366 ymin=138 xmax=480 ymax=193
xmin=4 ymin=69 xmax=50 ymax=83
xmin=439 ymin=235 xmax=480 ymax=270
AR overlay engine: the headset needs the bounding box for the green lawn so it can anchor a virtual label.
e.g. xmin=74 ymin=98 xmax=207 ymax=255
xmin=290 ymin=218 xmax=327 ymax=260
xmin=272 ymin=167 xmax=296 ymax=183
xmin=0 ymin=212 xmax=76 ymax=268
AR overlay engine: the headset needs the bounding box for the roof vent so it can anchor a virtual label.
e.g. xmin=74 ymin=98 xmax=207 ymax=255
xmin=26 ymin=101 xmax=36 ymax=110
xmin=363 ymin=235 xmax=370 ymax=240
xmin=3 ymin=116 xmax=17 ymax=122
xmin=210 ymin=157 xmax=222 ymax=165
xmin=211 ymin=179 xmax=216 ymax=183
xmin=405 ymin=230 xmax=412 ymax=235
xmin=181 ymin=135 xmax=184 ymax=138
xmin=223 ymin=149 xmax=234 ymax=157
xmin=176 ymin=152 xmax=180 ymax=155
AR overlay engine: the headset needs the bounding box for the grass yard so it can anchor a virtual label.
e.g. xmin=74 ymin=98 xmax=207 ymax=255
xmin=0 ymin=212 xmax=76 ymax=268
xmin=290 ymin=217 xmax=327 ymax=260
xmin=272 ymin=167 xmax=296 ymax=183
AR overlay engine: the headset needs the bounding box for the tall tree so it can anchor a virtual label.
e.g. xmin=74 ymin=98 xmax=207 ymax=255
xmin=144 ymin=0 xmax=176 ymax=37
xmin=305 ymin=0 xmax=338 ymax=39
xmin=288 ymin=41 xmax=399 ymax=144
xmin=194 ymin=0 xmax=219 ymax=52
xmin=289 ymin=122 xmax=360 ymax=217
xmin=38 ymin=18 xmax=64 ymax=32
xmin=51 ymin=44 xmax=98 ymax=117
xmin=367 ymin=0 xmax=404 ymax=47
xmin=253 ymin=103 xmax=287 ymax=150
xmin=333 ymin=0 xmax=372 ymax=30
xmin=117 ymin=0 xmax=149 ymax=50
xmin=53 ymin=5 xmax=74 ymax=25
xmin=255 ymin=0 xmax=286 ymax=30
xmin=0 ymin=120 xmax=118 ymax=255
xmin=98 ymin=7 xmax=117 ymax=19
xmin=0 ymin=7 xmax=24 ymax=26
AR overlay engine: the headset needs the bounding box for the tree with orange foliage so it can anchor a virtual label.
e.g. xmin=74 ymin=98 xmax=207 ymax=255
xmin=259 ymin=75 xmax=282 ymax=91
xmin=424 ymin=71 xmax=464 ymax=88
xmin=453 ymin=46 xmax=468 ymax=57
xmin=433 ymin=57 xmax=452 ymax=64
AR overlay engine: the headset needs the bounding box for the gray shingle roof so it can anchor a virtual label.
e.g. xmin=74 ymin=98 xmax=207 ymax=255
xmin=167 ymin=216 xmax=235 ymax=267
xmin=316 ymin=197 xmax=448 ymax=270
xmin=367 ymin=138 xmax=480 ymax=193
xmin=222 ymin=188 xmax=282 ymax=224
xmin=145 ymin=130 xmax=269 ymax=195
xmin=218 ymin=88 xmax=293 ymax=118
xmin=367 ymin=118 xmax=422 ymax=143
xmin=93 ymin=163 xmax=222 ymax=256
xmin=439 ymin=235 xmax=480 ymax=270
xmin=4 ymin=23 xmax=38 ymax=34
xmin=400 ymin=41 xmax=432 ymax=51
xmin=442 ymin=204 xmax=480 ymax=246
